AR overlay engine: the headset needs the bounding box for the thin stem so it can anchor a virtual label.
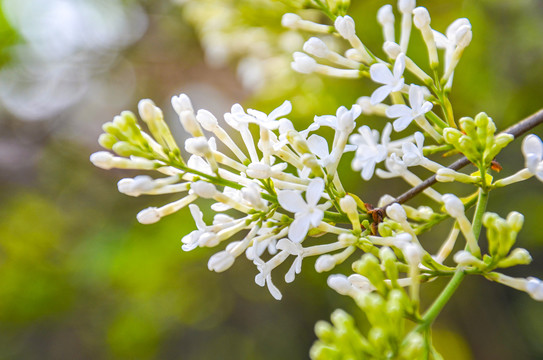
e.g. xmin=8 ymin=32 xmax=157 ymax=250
xmin=377 ymin=108 xmax=543 ymax=213
xmin=414 ymin=188 xmax=489 ymax=332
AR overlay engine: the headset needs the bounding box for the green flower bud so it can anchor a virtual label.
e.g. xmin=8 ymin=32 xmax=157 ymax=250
xmin=98 ymin=133 xmax=118 ymax=149
xmin=378 ymin=222 xmax=393 ymax=237
xmin=330 ymin=309 xmax=354 ymax=329
xmin=399 ymin=332 xmax=424 ymax=359
xmin=368 ymin=327 xmax=389 ymax=354
xmin=315 ymin=320 xmax=336 ymax=343
xmin=506 ymin=211 xmax=524 ymax=233
xmin=353 ymin=254 xmax=387 ymax=293
xmin=443 ymin=127 xmax=462 ymax=145
xmin=497 ymin=248 xmax=532 ymax=268
xmin=360 ymin=293 xmax=386 ymax=327
xmin=286 ymin=130 xmax=311 ymax=155
xmin=309 ymin=343 xmax=341 ymax=360
xmin=112 ymin=142 xmax=150 ymax=158
xmin=380 ymin=247 xmax=399 ymax=284
xmin=103 ymin=121 xmax=128 ymax=142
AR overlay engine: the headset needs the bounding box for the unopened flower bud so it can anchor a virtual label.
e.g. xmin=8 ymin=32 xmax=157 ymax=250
xmin=90 ymin=151 xmax=115 ymax=169
xmin=498 ymin=248 xmax=532 ymax=268
xmin=402 ymin=243 xmax=423 ymax=264
xmin=506 ymin=211 xmax=524 ymax=233
xmin=303 ymin=37 xmax=329 ymax=58
xmin=171 ymin=93 xmax=193 ymax=113
xmin=383 ymin=41 xmax=402 ymax=59
xmin=453 ymin=250 xmax=480 ymax=266
xmin=386 ymin=203 xmax=407 ymax=222
xmin=315 ymin=255 xmax=336 ymax=273
xmin=378 ymin=5 xmax=394 ymax=25
xmin=327 ymin=274 xmax=352 ymax=295
xmin=398 ymin=0 xmax=416 ymax=14
xmin=442 ymin=194 xmax=465 ymax=218
xmin=334 ymin=16 xmax=356 ymax=39
xmin=208 ymin=250 xmax=235 ymax=272
xmin=281 ymin=13 xmax=301 ymax=28
xmin=185 ymin=137 xmax=211 ymax=156
xmin=291 ymin=52 xmax=318 ymax=74
xmin=526 ymin=277 xmax=543 ymax=301
xmin=137 ymin=207 xmax=161 ymax=224
xmin=191 ymin=181 xmax=218 ymax=198
xmin=413 ymin=7 xmax=431 ymax=29
xmin=455 ymin=25 xmax=472 ymax=48
xmin=196 ymin=109 xmax=219 ymax=131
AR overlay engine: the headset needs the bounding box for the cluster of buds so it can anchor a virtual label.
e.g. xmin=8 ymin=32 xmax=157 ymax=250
xmin=92 ymin=0 xmax=542 ymax=358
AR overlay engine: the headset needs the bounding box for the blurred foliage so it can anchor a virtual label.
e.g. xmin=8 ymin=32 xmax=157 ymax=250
xmin=0 ymin=0 xmax=542 ymax=359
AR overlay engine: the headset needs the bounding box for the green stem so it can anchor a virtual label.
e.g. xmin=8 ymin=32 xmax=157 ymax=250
xmin=415 ymin=188 xmax=489 ymax=330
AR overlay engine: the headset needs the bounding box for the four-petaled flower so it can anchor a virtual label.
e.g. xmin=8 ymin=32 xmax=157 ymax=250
xmin=386 ymin=85 xmax=433 ymax=132
xmin=314 ymin=104 xmax=362 ymax=134
xmin=402 ymin=132 xmax=425 ymax=166
xmin=349 ymin=123 xmax=392 ymax=180
xmin=278 ymin=178 xmax=325 ymax=242
xmin=369 ymin=53 xmax=406 ymax=105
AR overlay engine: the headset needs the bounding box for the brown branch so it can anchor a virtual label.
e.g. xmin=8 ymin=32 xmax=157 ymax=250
xmin=377 ymin=109 xmax=543 ymax=213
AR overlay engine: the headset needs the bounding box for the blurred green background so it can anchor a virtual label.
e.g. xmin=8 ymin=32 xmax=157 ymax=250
xmin=0 ymin=0 xmax=542 ymax=359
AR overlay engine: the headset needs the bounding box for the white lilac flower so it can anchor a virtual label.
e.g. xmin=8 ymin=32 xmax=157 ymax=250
xmin=433 ymin=18 xmax=471 ymax=66
xmin=349 ymin=123 xmax=391 ymax=180
xmin=181 ymin=204 xmax=208 ymax=251
xmin=246 ymin=100 xmax=292 ymax=130
xmin=386 ymin=85 xmax=433 ymax=132
xmin=277 ymin=178 xmax=325 ymax=242
xmin=402 ymin=132 xmax=425 ymax=166
xmin=307 ymin=134 xmax=356 ymax=168
xmin=369 ymin=53 xmax=406 ymax=105
xmin=522 ymin=134 xmax=543 ymax=180
xmin=314 ymin=104 xmax=362 ymax=134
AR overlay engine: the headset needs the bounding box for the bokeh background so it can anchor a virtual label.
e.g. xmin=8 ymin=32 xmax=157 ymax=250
xmin=0 ymin=0 xmax=542 ymax=359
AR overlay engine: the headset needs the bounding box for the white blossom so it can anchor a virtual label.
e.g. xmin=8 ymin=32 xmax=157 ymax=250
xmin=386 ymin=85 xmax=433 ymax=132
xmin=402 ymin=132 xmax=425 ymax=166
xmin=369 ymin=53 xmax=406 ymax=105
xmin=350 ymin=123 xmax=391 ymax=180
xmin=278 ymin=178 xmax=325 ymax=242
xmin=314 ymin=104 xmax=362 ymax=134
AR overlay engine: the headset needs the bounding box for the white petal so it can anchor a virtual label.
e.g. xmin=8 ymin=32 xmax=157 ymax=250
xmin=307 ymin=134 xmax=330 ymax=159
xmin=306 ymin=177 xmax=325 ymax=206
xmin=432 ymin=30 xmax=449 ymax=48
xmin=266 ymin=275 xmax=282 ymax=300
xmin=370 ymin=63 xmax=394 ymax=84
xmin=278 ymin=190 xmax=306 ymax=213
xmin=393 ymin=116 xmax=414 ymax=132
xmin=309 ymin=209 xmax=324 ymax=227
xmin=409 ymin=85 xmax=424 ymax=109
xmin=393 ymin=53 xmax=406 ymax=79
xmin=381 ymin=123 xmax=392 ymax=144
xmin=386 ymin=104 xmax=411 ymax=118
xmin=522 ymin=135 xmax=543 ymax=161
xmin=314 ymin=115 xmax=338 ymax=129
xmin=268 ymin=100 xmax=292 ymax=121
xmin=371 ymin=85 xmax=392 ymax=105
xmin=420 ymin=101 xmax=433 ymax=115
xmin=189 ymin=204 xmax=205 ymax=229
xmin=362 ymin=162 xmax=377 ymax=180
xmin=289 ymin=216 xmax=311 ymax=243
